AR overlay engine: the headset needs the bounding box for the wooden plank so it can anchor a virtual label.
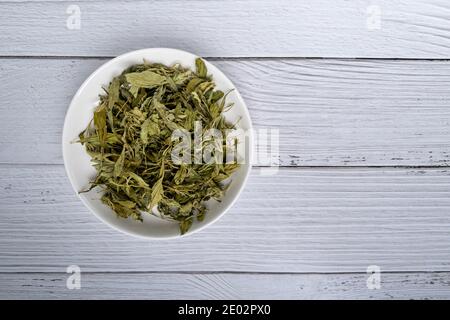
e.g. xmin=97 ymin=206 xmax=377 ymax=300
xmin=1 ymin=272 xmax=449 ymax=299
xmin=2 ymin=58 xmax=450 ymax=166
xmin=1 ymin=165 xmax=450 ymax=273
xmin=1 ymin=0 xmax=450 ymax=58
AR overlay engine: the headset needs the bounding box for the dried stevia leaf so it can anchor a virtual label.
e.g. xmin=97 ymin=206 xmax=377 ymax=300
xmin=150 ymin=177 xmax=164 ymax=210
xmin=140 ymin=118 xmax=160 ymax=144
xmin=179 ymin=218 xmax=193 ymax=235
xmin=127 ymin=172 xmax=149 ymax=189
xmin=116 ymin=199 xmax=136 ymax=209
xmin=108 ymin=77 xmax=120 ymax=109
xmin=185 ymin=77 xmax=205 ymax=93
xmin=114 ymin=148 xmax=125 ymax=177
xmin=195 ymin=58 xmax=207 ymax=78
xmin=93 ymin=104 xmax=107 ymax=144
xmin=174 ymin=165 xmax=187 ymax=185
xmin=125 ymin=70 xmax=166 ymax=88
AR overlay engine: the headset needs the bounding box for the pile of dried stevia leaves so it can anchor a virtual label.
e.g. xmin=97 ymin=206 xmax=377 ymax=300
xmin=78 ymin=58 xmax=239 ymax=234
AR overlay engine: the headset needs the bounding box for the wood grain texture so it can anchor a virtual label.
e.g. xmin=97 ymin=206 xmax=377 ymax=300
xmin=1 ymin=165 xmax=450 ymax=273
xmin=1 ymin=58 xmax=450 ymax=166
xmin=2 ymin=0 xmax=450 ymax=300
xmin=2 ymin=0 xmax=450 ymax=58
xmin=1 ymin=272 xmax=449 ymax=299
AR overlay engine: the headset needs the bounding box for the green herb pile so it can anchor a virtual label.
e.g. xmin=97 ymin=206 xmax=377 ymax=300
xmin=78 ymin=58 xmax=239 ymax=234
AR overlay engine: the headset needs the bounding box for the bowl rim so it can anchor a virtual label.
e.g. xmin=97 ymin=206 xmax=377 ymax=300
xmin=62 ymin=48 xmax=253 ymax=240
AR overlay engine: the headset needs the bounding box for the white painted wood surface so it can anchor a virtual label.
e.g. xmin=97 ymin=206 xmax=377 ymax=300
xmin=0 ymin=0 xmax=450 ymax=299
xmin=2 ymin=0 xmax=450 ymax=58
xmin=1 ymin=272 xmax=449 ymax=300
xmin=2 ymin=58 xmax=450 ymax=166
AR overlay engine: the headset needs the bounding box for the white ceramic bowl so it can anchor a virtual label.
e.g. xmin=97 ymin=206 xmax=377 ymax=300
xmin=62 ymin=48 xmax=253 ymax=239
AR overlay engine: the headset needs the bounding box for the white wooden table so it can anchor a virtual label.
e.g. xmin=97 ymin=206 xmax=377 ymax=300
xmin=1 ymin=0 xmax=450 ymax=299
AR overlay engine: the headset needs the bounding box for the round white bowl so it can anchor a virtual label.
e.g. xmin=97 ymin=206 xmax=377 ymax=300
xmin=62 ymin=48 xmax=253 ymax=239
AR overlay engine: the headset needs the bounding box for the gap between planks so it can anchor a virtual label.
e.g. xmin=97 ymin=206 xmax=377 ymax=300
xmin=1 ymin=270 xmax=450 ymax=275
xmin=3 ymin=55 xmax=450 ymax=61
xmin=1 ymin=163 xmax=450 ymax=169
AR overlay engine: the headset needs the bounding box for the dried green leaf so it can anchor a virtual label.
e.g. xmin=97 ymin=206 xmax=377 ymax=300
xmin=93 ymin=104 xmax=107 ymax=143
xmin=185 ymin=77 xmax=205 ymax=93
xmin=150 ymin=177 xmax=164 ymax=209
xmin=179 ymin=202 xmax=193 ymax=216
xmin=114 ymin=148 xmax=125 ymax=177
xmin=127 ymin=172 xmax=149 ymax=189
xmin=179 ymin=218 xmax=193 ymax=235
xmin=140 ymin=118 xmax=160 ymax=144
xmin=116 ymin=199 xmax=136 ymax=209
xmin=195 ymin=58 xmax=207 ymax=78
xmin=125 ymin=70 xmax=166 ymax=89
xmin=108 ymin=78 xmax=121 ymax=109
xmin=174 ymin=165 xmax=187 ymax=185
